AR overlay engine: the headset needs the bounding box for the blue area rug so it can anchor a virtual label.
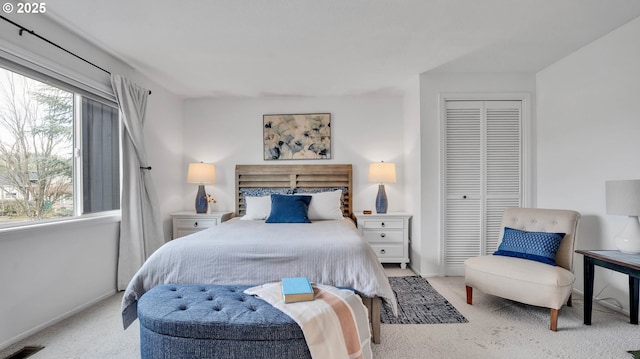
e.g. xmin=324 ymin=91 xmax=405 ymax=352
xmin=381 ymin=276 xmax=468 ymax=324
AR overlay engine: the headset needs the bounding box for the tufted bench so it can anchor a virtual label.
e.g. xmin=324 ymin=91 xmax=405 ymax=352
xmin=137 ymin=284 xmax=312 ymax=359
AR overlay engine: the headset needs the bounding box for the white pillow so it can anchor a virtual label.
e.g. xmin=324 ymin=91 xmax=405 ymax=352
xmin=297 ymin=189 xmax=344 ymax=220
xmin=241 ymin=195 xmax=272 ymax=220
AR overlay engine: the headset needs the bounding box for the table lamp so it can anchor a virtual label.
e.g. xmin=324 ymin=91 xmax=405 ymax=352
xmin=368 ymin=161 xmax=396 ymax=214
xmin=187 ymin=162 xmax=216 ymax=213
xmin=606 ymin=179 xmax=640 ymax=253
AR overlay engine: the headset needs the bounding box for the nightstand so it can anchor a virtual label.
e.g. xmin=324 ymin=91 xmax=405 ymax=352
xmin=171 ymin=211 xmax=234 ymax=239
xmin=354 ymin=212 xmax=411 ymax=269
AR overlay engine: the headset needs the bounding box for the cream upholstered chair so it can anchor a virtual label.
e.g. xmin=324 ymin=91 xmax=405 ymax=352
xmin=464 ymin=208 xmax=580 ymax=331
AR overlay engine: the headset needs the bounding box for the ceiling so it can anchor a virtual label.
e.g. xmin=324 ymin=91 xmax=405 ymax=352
xmin=46 ymin=0 xmax=640 ymax=98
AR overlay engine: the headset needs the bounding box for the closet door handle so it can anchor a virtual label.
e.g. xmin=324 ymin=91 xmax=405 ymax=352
xmin=380 ymin=233 xmax=386 ymax=238
xmin=381 ymin=222 xmax=385 ymax=227
xmin=193 ymin=222 xmax=199 ymax=227
xmin=380 ymin=249 xmax=386 ymax=254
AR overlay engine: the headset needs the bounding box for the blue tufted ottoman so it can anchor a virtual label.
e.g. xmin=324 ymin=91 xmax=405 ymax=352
xmin=137 ymin=284 xmax=312 ymax=359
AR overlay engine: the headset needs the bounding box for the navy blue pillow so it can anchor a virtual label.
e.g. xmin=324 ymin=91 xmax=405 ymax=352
xmin=493 ymin=227 xmax=566 ymax=266
xmin=265 ymin=194 xmax=312 ymax=223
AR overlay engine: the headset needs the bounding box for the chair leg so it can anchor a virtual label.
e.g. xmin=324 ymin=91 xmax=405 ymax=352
xmin=567 ymin=294 xmax=572 ymax=307
xmin=550 ymin=308 xmax=559 ymax=331
xmin=466 ymin=285 xmax=473 ymax=305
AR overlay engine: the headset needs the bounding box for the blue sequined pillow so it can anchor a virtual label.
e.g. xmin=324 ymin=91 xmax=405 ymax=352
xmin=265 ymin=195 xmax=312 ymax=223
xmin=493 ymin=227 xmax=566 ymax=266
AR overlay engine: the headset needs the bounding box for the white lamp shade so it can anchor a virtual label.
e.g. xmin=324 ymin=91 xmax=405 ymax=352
xmin=187 ymin=163 xmax=216 ymax=184
xmin=606 ymin=179 xmax=640 ymax=216
xmin=368 ymin=162 xmax=396 ymax=183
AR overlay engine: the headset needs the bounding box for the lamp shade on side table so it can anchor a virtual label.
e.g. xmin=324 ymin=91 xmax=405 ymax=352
xmin=606 ymin=179 xmax=640 ymax=253
xmin=187 ymin=162 xmax=216 ymax=214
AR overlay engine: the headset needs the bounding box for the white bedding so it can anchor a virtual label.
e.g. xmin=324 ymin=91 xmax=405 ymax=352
xmin=121 ymin=217 xmax=397 ymax=328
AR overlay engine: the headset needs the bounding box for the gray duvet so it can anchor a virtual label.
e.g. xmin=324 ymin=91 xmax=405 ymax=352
xmin=122 ymin=218 xmax=397 ymax=328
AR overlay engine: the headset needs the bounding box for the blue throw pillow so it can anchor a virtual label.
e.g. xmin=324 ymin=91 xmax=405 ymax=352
xmin=265 ymin=194 xmax=312 ymax=223
xmin=493 ymin=227 xmax=566 ymax=266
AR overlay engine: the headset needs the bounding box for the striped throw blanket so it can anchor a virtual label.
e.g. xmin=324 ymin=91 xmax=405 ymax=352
xmin=244 ymin=282 xmax=372 ymax=359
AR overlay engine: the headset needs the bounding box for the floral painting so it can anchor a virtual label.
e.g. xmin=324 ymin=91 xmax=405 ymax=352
xmin=263 ymin=113 xmax=331 ymax=160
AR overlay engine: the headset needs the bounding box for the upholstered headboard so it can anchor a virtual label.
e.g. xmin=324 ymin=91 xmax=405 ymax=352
xmin=235 ymin=164 xmax=353 ymax=217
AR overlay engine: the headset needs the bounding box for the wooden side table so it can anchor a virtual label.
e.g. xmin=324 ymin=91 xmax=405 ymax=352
xmin=575 ymin=249 xmax=640 ymax=325
xmin=171 ymin=211 xmax=233 ymax=239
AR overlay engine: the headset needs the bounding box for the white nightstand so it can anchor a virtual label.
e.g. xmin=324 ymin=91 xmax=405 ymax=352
xmin=354 ymin=212 xmax=412 ymax=269
xmin=171 ymin=211 xmax=234 ymax=239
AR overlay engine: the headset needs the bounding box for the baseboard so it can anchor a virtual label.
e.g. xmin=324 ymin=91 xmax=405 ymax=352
xmin=0 ymin=289 xmax=117 ymax=352
xmin=408 ymin=263 xmax=432 ymax=277
xmin=411 ymin=266 xmax=439 ymax=278
xmin=572 ymin=288 xmax=629 ymax=316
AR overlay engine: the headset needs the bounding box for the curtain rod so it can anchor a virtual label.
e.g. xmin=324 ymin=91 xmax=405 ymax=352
xmin=0 ymin=15 xmax=151 ymax=95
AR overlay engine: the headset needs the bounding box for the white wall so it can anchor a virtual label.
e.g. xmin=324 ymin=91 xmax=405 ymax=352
xmin=419 ymin=72 xmax=537 ymax=276
xmin=537 ymin=17 xmax=640 ymax=313
xmin=0 ymin=217 xmax=119 ymax=349
xmin=402 ymin=77 xmax=422 ymax=273
xmin=181 ymin=96 xmax=405 ymax=218
xmin=0 ymin=11 xmax=183 ymax=350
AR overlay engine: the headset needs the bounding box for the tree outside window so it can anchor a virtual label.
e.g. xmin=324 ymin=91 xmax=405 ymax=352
xmin=0 ymin=68 xmax=74 ymax=222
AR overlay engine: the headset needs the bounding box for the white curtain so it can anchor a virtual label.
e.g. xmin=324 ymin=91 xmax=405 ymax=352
xmin=111 ymin=74 xmax=165 ymax=290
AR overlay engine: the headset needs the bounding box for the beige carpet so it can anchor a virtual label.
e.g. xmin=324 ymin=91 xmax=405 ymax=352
xmin=2 ymin=269 xmax=639 ymax=359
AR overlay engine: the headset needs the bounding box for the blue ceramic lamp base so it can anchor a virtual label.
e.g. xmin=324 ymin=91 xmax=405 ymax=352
xmin=375 ymin=184 xmax=388 ymax=214
xmin=195 ymin=184 xmax=208 ymax=214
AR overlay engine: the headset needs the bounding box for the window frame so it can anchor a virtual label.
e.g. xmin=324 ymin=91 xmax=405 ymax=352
xmin=0 ymin=56 xmax=121 ymax=230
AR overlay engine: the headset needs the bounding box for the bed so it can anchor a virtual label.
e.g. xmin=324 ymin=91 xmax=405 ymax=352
xmin=121 ymin=164 xmax=396 ymax=344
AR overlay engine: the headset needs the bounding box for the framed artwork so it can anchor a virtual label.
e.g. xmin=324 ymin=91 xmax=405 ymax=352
xmin=263 ymin=113 xmax=331 ymax=160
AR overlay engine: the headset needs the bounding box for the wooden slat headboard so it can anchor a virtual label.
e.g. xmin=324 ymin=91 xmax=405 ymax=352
xmin=235 ymin=164 xmax=353 ymax=217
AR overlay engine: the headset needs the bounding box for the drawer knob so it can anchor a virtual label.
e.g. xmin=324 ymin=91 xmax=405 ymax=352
xmin=380 ymin=249 xmax=386 ymax=254
xmin=193 ymin=222 xmax=198 ymax=227
xmin=381 ymin=222 xmax=385 ymax=227
xmin=380 ymin=233 xmax=386 ymax=238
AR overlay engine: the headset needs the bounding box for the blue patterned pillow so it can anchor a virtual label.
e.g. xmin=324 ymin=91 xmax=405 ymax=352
xmin=294 ymin=187 xmax=348 ymax=195
xmin=240 ymin=187 xmax=293 ymax=207
xmin=265 ymin=195 xmax=312 ymax=223
xmin=493 ymin=227 xmax=566 ymax=266
xmin=241 ymin=187 xmax=293 ymax=197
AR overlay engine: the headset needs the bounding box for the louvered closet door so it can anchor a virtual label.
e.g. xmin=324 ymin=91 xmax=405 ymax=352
xmin=444 ymin=101 xmax=482 ymax=273
xmin=444 ymin=100 xmax=522 ymax=275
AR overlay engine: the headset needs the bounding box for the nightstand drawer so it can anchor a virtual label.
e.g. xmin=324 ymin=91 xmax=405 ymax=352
xmin=360 ymin=219 xmax=403 ymax=229
xmin=175 ymin=218 xmax=218 ymax=229
xmin=171 ymin=211 xmax=233 ymax=240
xmin=369 ymin=244 xmax=404 ymax=259
xmin=362 ymin=229 xmax=403 ymax=243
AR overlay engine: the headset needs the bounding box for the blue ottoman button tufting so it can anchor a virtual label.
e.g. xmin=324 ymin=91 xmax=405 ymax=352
xmin=138 ymin=284 xmax=311 ymax=359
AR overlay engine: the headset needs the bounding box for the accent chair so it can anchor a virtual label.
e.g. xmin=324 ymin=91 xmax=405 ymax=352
xmin=464 ymin=207 xmax=581 ymax=331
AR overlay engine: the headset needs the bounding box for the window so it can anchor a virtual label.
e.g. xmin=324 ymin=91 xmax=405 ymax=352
xmin=81 ymin=98 xmax=120 ymax=213
xmin=0 ymin=65 xmax=119 ymax=225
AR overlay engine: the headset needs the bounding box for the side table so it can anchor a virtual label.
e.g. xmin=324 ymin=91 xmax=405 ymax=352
xmin=171 ymin=211 xmax=233 ymax=239
xmin=353 ymin=212 xmax=411 ymax=269
xmin=575 ymin=249 xmax=640 ymax=325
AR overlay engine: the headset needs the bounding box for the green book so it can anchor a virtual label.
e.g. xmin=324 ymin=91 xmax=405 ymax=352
xmin=281 ymin=277 xmax=315 ymax=303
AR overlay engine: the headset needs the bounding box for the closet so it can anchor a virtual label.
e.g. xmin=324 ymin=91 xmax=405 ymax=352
xmin=443 ymin=100 xmax=524 ymax=275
